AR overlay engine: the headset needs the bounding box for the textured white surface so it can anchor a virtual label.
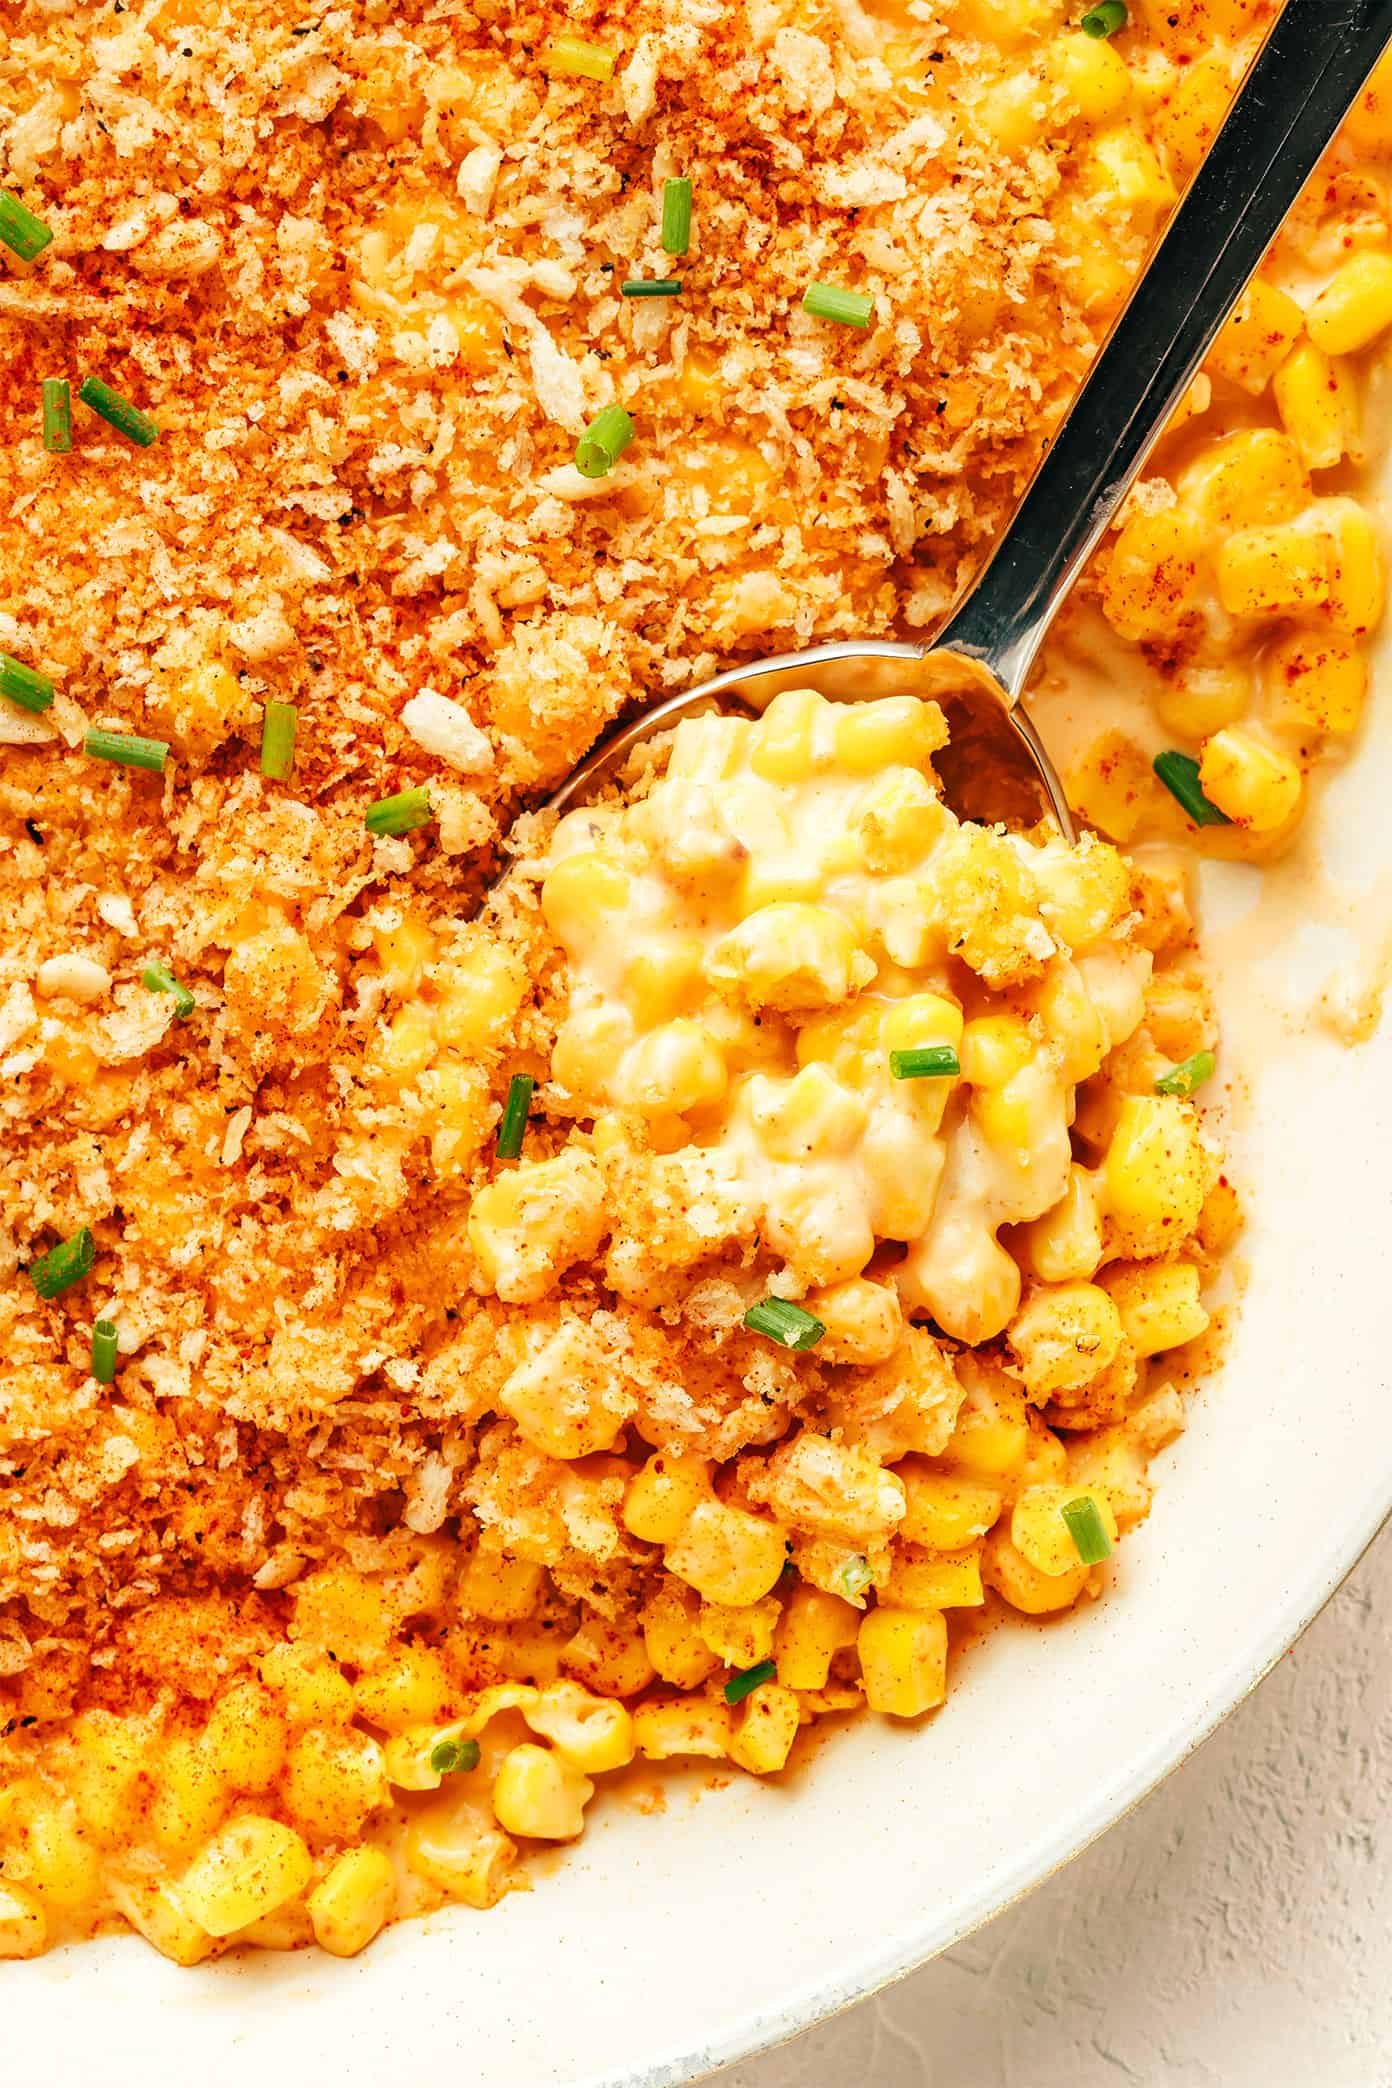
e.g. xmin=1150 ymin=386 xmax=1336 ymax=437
xmin=729 ymin=1527 xmax=1392 ymax=2088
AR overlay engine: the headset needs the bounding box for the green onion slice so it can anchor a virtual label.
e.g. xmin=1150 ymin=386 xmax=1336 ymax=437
xmin=889 ymin=1045 xmax=961 ymax=1080
xmin=841 ymin=1556 xmax=873 ymax=1601
xmin=85 ymin=728 xmax=169 ymax=773
xmin=1081 ymin=0 xmax=1128 ymax=35
xmin=27 ymin=1226 xmax=95 ymax=1300
xmin=365 ymin=786 xmax=432 ymax=837
xmin=0 ymin=652 xmax=55 ymax=714
xmin=42 ymin=378 xmax=72 ymax=454
xmin=495 ymin=1073 xmax=535 ymax=1161
xmin=575 ymin=403 xmax=634 ymax=480
xmin=660 ymin=177 xmax=692 ymax=257
xmin=1155 ymin=1048 xmax=1216 ymax=1098
xmin=91 ymin=1318 xmax=119 ymax=1384
xmin=547 ymin=33 xmax=615 ymax=80
xmin=724 ymin=1659 xmax=777 ymax=1705
xmin=142 ymin=960 xmax=196 ymax=1019
xmin=429 ymin=1737 xmax=481 ymax=1776
xmin=743 ymin=1298 xmax=826 ymax=1350
xmin=78 ymin=376 xmax=159 ymax=448
xmin=0 ymin=190 xmax=54 ymax=263
xmin=261 ymin=699 xmax=298 ymax=780
xmin=1061 ymin=1495 xmax=1113 ymax=1565
xmin=802 ymin=281 xmax=874 ymax=329
xmin=621 ymin=279 xmax=682 ymax=298
xmin=1152 ymin=750 xmax=1231 ymax=827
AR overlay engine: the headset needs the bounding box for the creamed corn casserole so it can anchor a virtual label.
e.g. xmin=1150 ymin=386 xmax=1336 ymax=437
xmin=0 ymin=0 xmax=1388 ymax=1967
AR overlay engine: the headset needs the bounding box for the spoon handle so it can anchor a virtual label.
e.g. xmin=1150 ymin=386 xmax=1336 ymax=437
xmin=938 ymin=0 xmax=1392 ymax=699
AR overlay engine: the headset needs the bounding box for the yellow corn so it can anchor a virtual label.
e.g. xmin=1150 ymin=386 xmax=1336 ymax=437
xmin=748 ymin=686 xmax=832 ymax=783
xmin=642 ymin=1579 xmax=721 ymax=1688
xmin=1012 ymin=1484 xmax=1118 ymax=1577
xmin=107 ymin=1876 xmax=213 ymax=1966
xmin=149 ymin=1736 xmax=230 ymax=1857
xmin=857 ymin=1606 xmax=948 ymax=1717
xmin=1044 ymin=31 xmax=1133 ymax=123
xmin=457 ymin=1547 xmax=545 ymax=1623
xmin=1273 ymin=342 xmax=1362 ymax=471
xmin=1153 ymin=52 xmax=1233 ymax=175
xmin=284 ymin=1726 xmax=388 ymax=1840
xmin=808 ymin=1276 xmax=903 ymax=1365
xmin=1199 ymin=727 xmax=1303 ymax=831
xmin=353 ymin=1645 xmax=455 ymax=1733
xmin=698 ymin=1594 xmax=781 ymax=1669
xmin=1177 ymin=426 xmax=1307 ymax=530
xmin=1343 ymin=43 xmax=1392 ymax=153
xmin=1007 ymin=1282 xmax=1125 ymax=1398
xmin=772 ymin=1585 xmax=862 ymax=1688
xmin=562 ymin=1615 xmax=656 ymax=1699
xmin=1155 ymin=662 xmax=1252 ymax=741
xmin=752 ymin=1062 xmax=868 ymax=1163
xmin=308 ymin=1846 xmax=396 ymax=1958
xmin=0 ymin=1879 xmax=47 ymax=1960
xmin=1103 ymin=1094 xmax=1208 ymax=1258
xmin=706 ymin=902 xmax=867 ymax=1013
xmin=884 ymin=1546 xmax=985 ymax=1610
xmin=260 ymin=1641 xmax=356 ymax=1725
xmin=523 ymin=1681 xmax=635 ymax=1774
xmin=179 ymin=1816 xmax=314 ymax=1937
xmin=946 ymin=1370 xmax=1032 ymax=1478
xmin=493 ymin=1744 xmax=594 ymax=1839
xmin=1307 ymin=251 xmax=1392 ymax=355
xmin=1215 ymin=524 xmax=1329 ymax=617
xmin=632 ymin=1696 xmax=735 ymax=1759
xmin=405 ymin=1808 xmax=516 ymax=1907
xmin=1100 ymin=507 xmax=1203 ymax=641
xmin=621 ymin=1018 xmax=728 ymax=1116
xmin=202 ymin=1683 xmax=287 ymax=1793
xmin=541 ymin=852 xmax=632 ymax=950
xmin=982 ymin=1525 xmax=1089 ymax=1613
xmin=623 ymin=1451 xmax=712 ymax=1546
xmin=1202 ymin=280 xmax=1304 ymax=397
xmin=371 ymin=909 xmax=437 ymax=992
xmin=1100 ymin=1260 xmax=1210 ymax=1355
xmin=665 ymin=1497 xmax=788 ymax=1607
xmin=833 ymin=695 xmax=946 ymax=773
xmin=729 ymin=1682 xmax=802 ymax=1774
xmin=624 ymin=938 xmax=704 ymax=1028
xmin=1020 ymin=1165 xmax=1105 ymax=1283
xmin=1314 ymin=498 xmax=1386 ymax=636
xmin=850 ymin=768 xmax=947 ymax=873
xmin=896 ymin=1460 xmax=1003 ymax=1550
xmin=1085 ymin=128 xmax=1176 ymax=219
xmin=1263 ymin=627 xmax=1366 ymax=736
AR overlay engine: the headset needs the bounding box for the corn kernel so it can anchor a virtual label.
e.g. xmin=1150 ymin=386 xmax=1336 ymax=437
xmin=706 ymin=902 xmax=868 ymax=1013
xmin=541 ymin=852 xmax=632 ymax=950
xmin=1263 ymin=627 xmax=1366 ymax=736
xmin=833 ymin=695 xmax=946 ymax=773
xmin=562 ymin=1615 xmax=656 ymax=1699
xmin=772 ymin=1585 xmax=862 ymax=1688
xmin=642 ymin=1579 xmax=721 ymax=1688
xmin=202 ymin=1682 xmax=287 ymax=1793
xmin=308 ymin=1845 xmax=395 ymax=1959
xmin=284 ymin=1726 xmax=388 ymax=1841
xmin=1315 ymin=498 xmax=1386 ymax=636
xmin=405 ymin=1806 xmax=516 ymax=1907
xmin=1008 ymin=1282 xmax=1125 ymax=1399
xmin=896 ymin=1460 xmax=1002 ymax=1550
xmin=1101 ymin=507 xmax=1204 ymax=641
xmin=1203 ymin=281 xmax=1305 ymax=397
xmin=551 ymin=1004 xmax=632 ymax=1099
xmin=729 ymin=1682 xmax=801 ymax=1774
xmin=1103 ymin=1093 xmax=1208 ymax=1258
xmin=807 ymin=1276 xmax=903 ymax=1365
xmin=63 ymin=1710 xmax=151 ymax=1847
xmin=493 ymin=1744 xmax=594 ymax=1839
xmin=1020 ymin=1165 xmax=1105 ymax=1283
xmin=1215 ymin=524 xmax=1329 ymax=618
xmin=107 ymin=1876 xmax=213 ymax=1966
xmin=885 ymin=1545 xmax=984 ymax=1610
xmin=750 ymin=1062 xmax=868 ymax=1162
xmin=849 ymin=768 xmax=947 ymax=873
xmin=1153 ymin=52 xmax=1233 ymax=175
xmin=260 ymin=1641 xmax=356 ymax=1725
xmin=1273 ymin=342 xmax=1362 ymax=471
xmin=945 ymin=1368 xmax=1032 ymax=1478
xmin=1344 ymin=43 xmax=1392 ymax=154
xmin=523 ymin=1680 xmax=636 ymax=1773
xmin=457 ymin=1548 xmax=545 ymax=1623
xmin=698 ymin=1594 xmax=781 ymax=1670
xmin=665 ymin=1496 xmax=788 ymax=1607
xmin=960 ymin=1013 xmax=1033 ymax=1088
xmin=371 ymin=909 xmax=437 ymax=992
xmin=1307 ymin=251 xmax=1392 ymax=354
xmin=1044 ymin=30 xmax=1132 ymax=122
xmin=982 ymin=1525 xmax=1089 ymax=1613
xmin=180 ymin=1816 xmax=314 ymax=1937
xmin=1100 ymin=1259 xmax=1209 ymax=1355
xmin=748 ymin=686 xmax=831 ymax=782
xmin=1155 ymin=661 xmax=1252 ymax=740
xmin=624 ymin=938 xmax=704 ymax=1027
xmin=1177 ymin=426 xmax=1308 ymax=530
xmin=354 ymin=1645 xmax=455 ymax=1733
xmin=0 ymin=1879 xmax=47 ymax=1960
xmin=623 ymin=1452 xmax=713 ymax=1546
xmin=434 ymin=944 xmax=526 ymax=1052
xmin=857 ymin=1605 xmax=948 ymax=1717
xmin=149 ymin=1736 xmax=230 ymax=1856
xmin=1199 ymin=727 xmax=1303 ymax=831
xmin=1067 ymin=729 xmax=1161 ymax=842
xmin=467 ymin=1149 xmax=607 ymax=1305
xmin=1198 ymin=1173 xmax=1243 ymax=1254
xmin=632 ymin=1697 xmax=735 ymax=1760
xmin=1012 ymin=1484 xmax=1118 ymax=1576
xmin=1085 ymin=128 xmax=1176 ymax=219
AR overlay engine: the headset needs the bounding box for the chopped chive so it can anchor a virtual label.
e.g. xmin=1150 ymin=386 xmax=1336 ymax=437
xmin=261 ymin=699 xmax=298 ymax=780
xmin=78 ymin=376 xmax=159 ymax=448
xmin=841 ymin=1556 xmax=873 ymax=1601
xmin=889 ymin=1045 xmax=961 ymax=1081
xmin=142 ymin=960 xmax=196 ymax=1019
xmin=496 ymin=1073 xmax=535 ymax=1160
xmin=42 ymin=379 xmax=72 ymax=454
xmin=1081 ymin=0 xmax=1127 ymax=35
xmin=91 ymin=1318 xmax=119 ymax=1384
xmin=1155 ymin=1048 xmax=1216 ymax=1098
xmin=365 ymin=785 xmax=432 ymax=837
xmin=429 ymin=1737 xmax=481 ymax=1776
xmin=575 ymin=403 xmax=634 ymax=480
xmin=621 ymin=279 xmax=683 ymax=298
xmin=724 ymin=1659 xmax=777 ymax=1705
xmin=0 ymin=652 xmax=55 ymax=715
xmin=547 ymin=33 xmax=615 ymax=80
xmin=0 ymin=190 xmax=54 ymax=263
xmin=85 ymin=728 xmax=169 ymax=773
xmin=802 ymin=281 xmax=874 ymax=329
xmin=743 ymin=1298 xmax=826 ymax=1351
xmin=660 ymin=177 xmax=692 ymax=257
xmin=1061 ymin=1495 xmax=1113 ymax=1565
xmin=26 ymin=1226 xmax=95 ymax=1301
xmin=1153 ymin=750 xmax=1231 ymax=827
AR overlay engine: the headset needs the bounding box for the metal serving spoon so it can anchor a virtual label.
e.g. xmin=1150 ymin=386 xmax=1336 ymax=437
xmin=542 ymin=0 xmax=1392 ymax=843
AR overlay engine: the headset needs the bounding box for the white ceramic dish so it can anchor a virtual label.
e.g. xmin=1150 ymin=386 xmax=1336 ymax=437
xmin=13 ymin=446 xmax=1392 ymax=2088
xmin=16 ymin=656 xmax=1392 ymax=2083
